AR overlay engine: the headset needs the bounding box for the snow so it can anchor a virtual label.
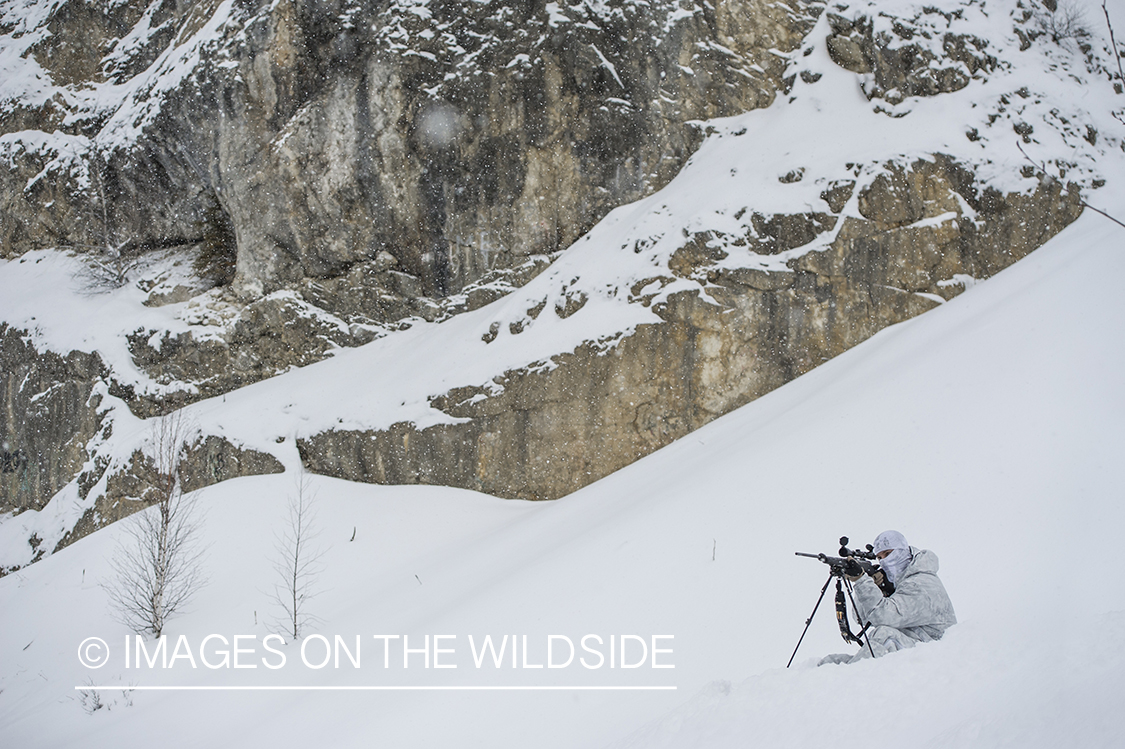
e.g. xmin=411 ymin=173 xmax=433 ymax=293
xmin=545 ymin=2 xmax=571 ymax=28
xmin=1 ymin=204 xmax=1123 ymax=748
xmin=0 ymin=249 xmax=199 ymax=393
xmin=0 ymin=0 xmax=1120 ymax=558
xmin=102 ymin=2 xmax=164 ymax=68
xmin=0 ymin=25 xmax=55 ymax=110
xmin=0 ymin=0 xmax=243 ymax=153
xmin=95 ymin=0 xmax=239 ymax=151
xmin=591 ymin=43 xmax=626 ymax=88
xmin=1 ymin=0 xmax=1123 ymax=563
xmin=0 ymin=130 xmax=91 ymax=191
xmin=2 ymin=0 xmax=1125 ymax=744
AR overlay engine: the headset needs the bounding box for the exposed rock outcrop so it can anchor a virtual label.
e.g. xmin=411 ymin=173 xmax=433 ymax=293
xmin=0 ymin=0 xmax=1111 ymax=573
xmin=0 ymin=325 xmax=107 ymax=514
xmin=2 ymin=0 xmax=823 ymax=297
xmin=2 ymin=0 xmax=831 ymax=423
xmin=826 ymin=8 xmax=997 ymax=105
xmin=179 ymin=435 xmax=286 ymax=494
xmin=0 ymin=320 xmax=283 ymax=545
xmin=55 ymin=435 xmax=285 ymax=556
xmin=298 ymin=155 xmax=1084 ymax=499
xmin=123 ymin=251 xmax=559 ymax=415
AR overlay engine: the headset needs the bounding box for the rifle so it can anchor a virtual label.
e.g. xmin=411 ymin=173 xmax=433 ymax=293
xmin=795 ymin=546 xmax=896 ymax=598
xmin=786 ymin=536 xmax=893 ymax=667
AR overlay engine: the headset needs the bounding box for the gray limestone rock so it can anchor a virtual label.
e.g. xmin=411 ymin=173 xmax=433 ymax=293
xmin=0 ymin=0 xmax=1096 ymax=569
xmin=55 ymin=436 xmax=285 ymax=557
xmin=825 ymin=10 xmax=997 ymax=104
xmin=297 ymin=156 xmax=1084 ymax=500
xmin=1 ymin=0 xmax=822 ymax=299
xmin=0 ymin=325 xmax=107 ymax=515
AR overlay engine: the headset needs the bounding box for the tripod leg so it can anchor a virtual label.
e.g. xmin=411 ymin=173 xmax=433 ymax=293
xmin=787 ymin=572 xmax=835 ymax=668
xmin=843 ymin=577 xmax=876 ymax=659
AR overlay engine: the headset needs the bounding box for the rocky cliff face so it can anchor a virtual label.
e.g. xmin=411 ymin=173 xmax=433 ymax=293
xmin=1 ymin=0 xmax=824 ymax=560
xmin=1 ymin=0 xmax=825 ymax=412
xmin=0 ymin=0 xmax=1117 ymax=569
xmin=0 ymin=324 xmax=106 ymax=515
xmin=2 ymin=0 xmax=819 ymax=293
xmin=298 ymin=154 xmax=1084 ymax=499
xmin=0 ymin=312 xmax=284 ymax=541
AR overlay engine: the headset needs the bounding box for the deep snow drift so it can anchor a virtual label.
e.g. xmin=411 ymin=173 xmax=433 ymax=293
xmin=1 ymin=208 xmax=1123 ymax=747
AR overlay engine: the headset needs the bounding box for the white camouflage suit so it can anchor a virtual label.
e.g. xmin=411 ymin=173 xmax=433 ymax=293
xmin=820 ymin=546 xmax=957 ymax=666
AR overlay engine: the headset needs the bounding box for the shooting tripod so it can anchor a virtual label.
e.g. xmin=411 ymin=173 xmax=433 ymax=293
xmin=786 ymin=567 xmax=875 ymax=668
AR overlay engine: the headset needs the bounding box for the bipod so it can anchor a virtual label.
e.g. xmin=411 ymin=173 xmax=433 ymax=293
xmin=786 ymin=569 xmax=875 ymax=668
xmin=841 ymin=574 xmax=876 ymax=660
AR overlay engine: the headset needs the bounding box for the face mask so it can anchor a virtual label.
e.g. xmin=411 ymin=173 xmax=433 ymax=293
xmin=879 ymin=548 xmax=911 ymax=585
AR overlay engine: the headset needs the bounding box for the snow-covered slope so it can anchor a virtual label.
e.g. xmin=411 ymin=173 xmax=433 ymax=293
xmin=3 ymin=0 xmax=1125 ymax=744
xmin=4 ymin=0 xmax=1124 ymax=562
xmin=1 ymin=206 xmax=1123 ymax=747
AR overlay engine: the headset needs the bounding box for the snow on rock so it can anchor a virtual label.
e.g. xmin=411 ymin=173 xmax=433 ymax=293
xmin=0 ymin=201 xmax=1122 ymax=748
xmin=3 ymin=0 xmax=1125 ymax=557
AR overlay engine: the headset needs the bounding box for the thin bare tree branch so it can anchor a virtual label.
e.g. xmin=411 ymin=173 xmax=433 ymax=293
xmin=1016 ymin=140 xmax=1125 ymax=230
xmin=271 ymin=471 xmax=326 ymax=641
xmin=71 ymin=147 xmax=147 ymax=292
xmin=1038 ymin=0 xmax=1091 ymax=45
xmin=103 ymin=411 xmax=206 ymax=638
xmin=1105 ymin=1 xmax=1125 ymax=94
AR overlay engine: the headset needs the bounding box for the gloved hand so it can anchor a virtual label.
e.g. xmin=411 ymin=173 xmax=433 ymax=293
xmin=871 ymin=568 xmax=895 ymax=596
xmin=842 ymin=558 xmax=864 ymax=579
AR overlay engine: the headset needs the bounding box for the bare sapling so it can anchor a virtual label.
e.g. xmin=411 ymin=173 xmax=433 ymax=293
xmin=272 ymin=471 xmax=326 ymax=641
xmin=71 ymin=148 xmax=147 ymax=292
xmin=104 ymin=411 xmax=206 ymax=638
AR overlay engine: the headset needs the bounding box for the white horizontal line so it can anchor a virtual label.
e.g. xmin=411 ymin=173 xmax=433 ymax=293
xmin=76 ymin=685 xmax=677 ymax=691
